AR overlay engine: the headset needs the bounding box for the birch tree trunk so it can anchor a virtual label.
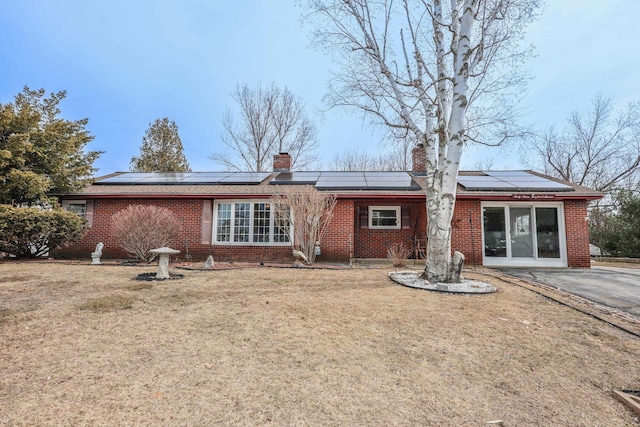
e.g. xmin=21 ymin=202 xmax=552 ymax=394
xmin=306 ymin=0 xmax=540 ymax=282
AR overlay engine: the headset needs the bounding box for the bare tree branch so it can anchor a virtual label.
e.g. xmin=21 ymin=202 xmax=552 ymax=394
xmin=212 ymin=82 xmax=319 ymax=171
xmin=527 ymin=94 xmax=640 ymax=193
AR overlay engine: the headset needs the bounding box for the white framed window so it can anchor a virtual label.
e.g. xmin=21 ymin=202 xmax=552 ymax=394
xmin=368 ymin=206 xmax=401 ymax=229
xmin=62 ymin=200 xmax=87 ymax=217
xmin=213 ymin=200 xmax=291 ymax=245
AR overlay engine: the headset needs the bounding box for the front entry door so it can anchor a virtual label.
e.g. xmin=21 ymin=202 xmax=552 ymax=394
xmin=510 ymin=207 xmax=534 ymax=258
xmin=482 ymin=203 xmax=566 ymax=267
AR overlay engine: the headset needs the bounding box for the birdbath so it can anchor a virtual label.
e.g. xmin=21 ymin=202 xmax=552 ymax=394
xmin=149 ymin=247 xmax=180 ymax=279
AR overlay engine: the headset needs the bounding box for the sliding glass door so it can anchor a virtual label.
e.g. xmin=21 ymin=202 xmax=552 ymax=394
xmin=482 ymin=203 xmax=566 ymax=267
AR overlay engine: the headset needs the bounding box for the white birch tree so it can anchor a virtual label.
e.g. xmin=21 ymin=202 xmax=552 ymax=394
xmin=305 ymin=0 xmax=539 ymax=282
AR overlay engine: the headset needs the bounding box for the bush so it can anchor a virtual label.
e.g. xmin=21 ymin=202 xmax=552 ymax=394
xmin=387 ymin=242 xmax=411 ymax=268
xmin=271 ymin=188 xmax=337 ymax=265
xmin=0 ymin=205 xmax=86 ymax=258
xmin=112 ymin=205 xmax=180 ymax=263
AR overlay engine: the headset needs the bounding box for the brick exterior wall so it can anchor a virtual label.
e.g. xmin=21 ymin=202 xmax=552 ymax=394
xmin=273 ymin=153 xmax=291 ymax=172
xmin=53 ymin=196 xmax=593 ymax=267
xmin=53 ymin=197 xmax=354 ymax=262
xmin=564 ymin=199 xmax=591 ymax=268
xmin=412 ymin=145 xmax=426 ymax=174
xmin=53 ymin=199 xmax=215 ymax=261
xmin=450 ymin=200 xmax=483 ymax=266
xmin=353 ymin=200 xmax=427 ymax=259
xmin=315 ymin=199 xmax=355 ymax=261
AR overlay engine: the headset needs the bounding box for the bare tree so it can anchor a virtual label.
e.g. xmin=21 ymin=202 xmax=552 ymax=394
xmin=330 ymin=148 xmax=389 ymax=171
xmin=526 ymin=94 xmax=640 ymax=193
xmin=469 ymin=158 xmax=495 ymax=171
xmin=212 ymin=82 xmax=319 ymax=172
xmin=329 ymin=141 xmax=412 ymax=171
xmin=305 ymin=0 xmax=539 ymax=282
xmin=385 ymin=134 xmax=414 ymax=170
xmin=272 ymin=187 xmax=337 ymax=265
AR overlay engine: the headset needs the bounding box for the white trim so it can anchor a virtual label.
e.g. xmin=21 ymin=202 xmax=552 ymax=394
xmin=481 ymin=201 xmax=567 ymax=267
xmin=368 ymin=206 xmax=401 ymax=229
xmin=212 ymin=199 xmax=292 ymax=246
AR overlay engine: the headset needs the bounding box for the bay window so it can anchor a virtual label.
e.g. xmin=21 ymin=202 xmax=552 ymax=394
xmin=214 ymin=200 xmax=291 ymax=245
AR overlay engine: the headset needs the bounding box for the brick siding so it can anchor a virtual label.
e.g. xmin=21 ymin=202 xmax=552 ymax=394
xmin=273 ymin=153 xmax=291 ymax=172
xmin=54 ymin=196 xmax=593 ymax=267
xmin=450 ymin=200 xmax=483 ymax=266
xmin=564 ymin=200 xmax=591 ymax=268
xmin=53 ymin=199 xmax=214 ymax=261
xmin=353 ymin=200 xmax=426 ymax=259
xmin=315 ymin=200 xmax=355 ymax=261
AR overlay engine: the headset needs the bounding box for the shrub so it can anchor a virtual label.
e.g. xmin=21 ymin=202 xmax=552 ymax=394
xmin=387 ymin=242 xmax=411 ymax=268
xmin=271 ymin=188 xmax=337 ymax=264
xmin=112 ymin=205 xmax=180 ymax=263
xmin=0 ymin=205 xmax=86 ymax=258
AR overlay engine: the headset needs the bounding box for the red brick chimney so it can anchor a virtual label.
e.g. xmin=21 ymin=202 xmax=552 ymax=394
xmin=273 ymin=152 xmax=291 ymax=172
xmin=412 ymin=144 xmax=426 ymax=175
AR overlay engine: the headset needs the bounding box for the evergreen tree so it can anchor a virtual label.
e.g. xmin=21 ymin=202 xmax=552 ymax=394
xmin=0 ymin=86 xmax=102 ymax=206
xmin=591 ymin=190 xmax=640 ymax=257
xmin=130 ymin=118 xmax=191 ymax=172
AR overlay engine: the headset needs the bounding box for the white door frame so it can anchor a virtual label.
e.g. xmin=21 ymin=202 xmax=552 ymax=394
xmin=481 ymin=201 xmax=567 ymax=267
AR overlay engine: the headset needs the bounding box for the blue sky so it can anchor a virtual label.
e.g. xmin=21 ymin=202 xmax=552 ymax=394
xmin=1 ymin=1 xmax=638 ymax=174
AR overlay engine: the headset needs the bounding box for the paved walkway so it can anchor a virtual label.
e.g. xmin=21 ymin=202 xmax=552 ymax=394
xmin=498 ymin=266 xmax=640 ymax=318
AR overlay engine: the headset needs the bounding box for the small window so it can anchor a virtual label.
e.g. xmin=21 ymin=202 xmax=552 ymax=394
xmin=368 ymin=206 xmax=401 ymax=229
xmin=62 ymin=200 xmax=87 ymax=218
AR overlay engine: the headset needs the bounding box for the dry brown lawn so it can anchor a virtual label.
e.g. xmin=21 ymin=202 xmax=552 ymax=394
xmin=1 ymin=262 xmax=639 ymax=426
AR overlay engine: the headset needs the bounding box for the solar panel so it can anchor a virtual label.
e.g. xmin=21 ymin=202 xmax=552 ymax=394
xmin=458 ymin=171 xmax=574 ymax=192
xmin=220 ymin=172 xmax=271 ymax=184
xmin=95 ymin=173 xmax=157 ymax=184
xmin=180 ymin=172 xmax=232 ymax=183
xmin=313 ymin=171 xmax=420 ymax=190
xmin=457 ymin=176 xmax=518 ymax=191
xmin=316 ymin=172 xmax=367 ymax=189
xmin=486 ymin=171 xmax=573 ymax=191
xmin=364 ymin=172 xmax=418 ymax=189
xmin=270 ymin=172 xmax=321 ymax=185
xmin=95 ymin=172 xmax=270 ymax=185
xmin=137 ymin=173 xmax=194 ymax=183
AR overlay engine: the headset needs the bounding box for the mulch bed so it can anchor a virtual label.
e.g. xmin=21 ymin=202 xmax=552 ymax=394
xmin=174 ymin=261 xmax=352 ymax=270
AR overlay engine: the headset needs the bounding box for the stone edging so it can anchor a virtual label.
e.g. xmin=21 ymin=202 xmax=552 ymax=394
xmin=388 ymin=271 xmax=497 ymax=294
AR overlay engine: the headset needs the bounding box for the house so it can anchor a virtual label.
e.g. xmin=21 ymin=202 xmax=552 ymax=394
xmin=54 ymin=149 xmax=602 ymax=267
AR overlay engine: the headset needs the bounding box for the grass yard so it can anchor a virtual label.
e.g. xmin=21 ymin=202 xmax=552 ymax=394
xmin=1 ymin=262 xmax=639 ymax=426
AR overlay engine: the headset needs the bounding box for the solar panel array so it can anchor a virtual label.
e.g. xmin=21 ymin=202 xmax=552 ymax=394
xmin=94 ymin=170 xmax=572 ymax=192
xmin=270 ymin=171 xmax=420 ymax=190
xmin=95 ymin=172 xmax=271 ymax=185
xmin=458 ymin=171 xmax=574 ymax=192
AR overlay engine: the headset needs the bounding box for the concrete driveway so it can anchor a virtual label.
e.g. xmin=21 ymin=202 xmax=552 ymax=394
xmin=498 ymin=266 xmax=640 ymax=318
